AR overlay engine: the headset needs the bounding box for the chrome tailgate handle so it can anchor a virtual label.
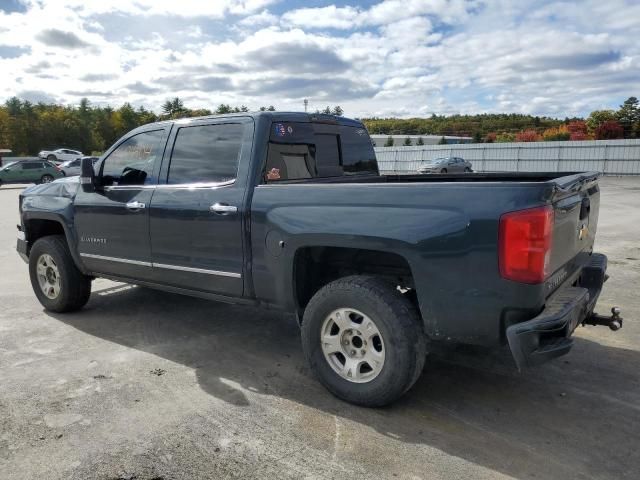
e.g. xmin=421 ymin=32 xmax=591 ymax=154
xmin=210 ymin=203 xmax=238 ymax=214
xmin=125 ymin=201 xmax=146 ymax=210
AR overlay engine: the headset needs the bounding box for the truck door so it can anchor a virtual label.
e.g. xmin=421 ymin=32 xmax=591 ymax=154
xmin=74 ymin=127 xmax=168 ymax=281
xmin=148 ymin=117 xmax=253 ymax=297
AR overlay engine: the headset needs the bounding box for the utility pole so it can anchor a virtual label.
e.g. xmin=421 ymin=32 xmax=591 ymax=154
xmin=303 ymin=99 xmax=308 ymax=112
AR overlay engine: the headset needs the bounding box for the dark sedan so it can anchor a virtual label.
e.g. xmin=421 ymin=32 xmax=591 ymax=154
xmin=417 ymin=157 xmax=472 ymax=174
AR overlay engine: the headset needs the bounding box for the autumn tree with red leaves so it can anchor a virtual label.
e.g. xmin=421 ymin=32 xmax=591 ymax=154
xmin=595 ymin=120 xmax=624 ymax=140
xmin=515 ymin=130 xmax=540 ymax=142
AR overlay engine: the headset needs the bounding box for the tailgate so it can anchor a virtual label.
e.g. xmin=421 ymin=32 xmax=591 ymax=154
xmin=547 ymin=173 xmax=600 ymax=292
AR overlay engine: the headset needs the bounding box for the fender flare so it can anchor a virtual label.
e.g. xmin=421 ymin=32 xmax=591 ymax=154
xmin=22 ymin=211 xmax=89 ymax=275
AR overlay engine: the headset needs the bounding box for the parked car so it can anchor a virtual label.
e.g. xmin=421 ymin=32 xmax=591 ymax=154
xmin=38 ymin=148 xmax=83 ymax=163
xmin=16 ymin=112 xmax=621 ymax=407
xmin=418 ymin=157 xmax=472 ymax=173
xmin=0 ymin=160 xmax=63 ymax=186
xmin=60 ymin=156 xmax=98 ymax=176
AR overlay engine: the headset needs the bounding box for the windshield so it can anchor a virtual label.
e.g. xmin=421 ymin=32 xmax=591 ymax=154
xmin=3 ymin=161 xmax=18 ymax=169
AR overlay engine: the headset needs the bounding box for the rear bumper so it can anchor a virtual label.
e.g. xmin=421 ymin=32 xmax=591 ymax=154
xmin=506 ymin=253 xmax=607 ymax=369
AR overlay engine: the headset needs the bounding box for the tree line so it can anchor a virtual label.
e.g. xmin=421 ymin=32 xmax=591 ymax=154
xmin=362 ymin=97 xmax=640 ymax=145
xmin=1 ymin=95 xmax=638 ymax=155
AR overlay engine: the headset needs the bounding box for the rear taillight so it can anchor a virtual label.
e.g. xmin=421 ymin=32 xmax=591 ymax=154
xmin=499 ymin=206 xmax=554 ymax=284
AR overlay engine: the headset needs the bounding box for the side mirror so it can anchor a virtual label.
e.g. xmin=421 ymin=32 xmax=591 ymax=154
xmin=80 ymin=157 xmax=97 ymax=192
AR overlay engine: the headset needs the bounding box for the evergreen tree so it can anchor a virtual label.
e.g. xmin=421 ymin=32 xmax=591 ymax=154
xmin=416 ymin=137 xmax=424 ymax=145
xmin=616 ymin=97 xmax=639 ymax=138
xmin=384 ymin=136 xmax=394 ymax=147
xmin=437 ymin=136 xmax=447 ymax=145
xmin=403 ymin=137 xmax=412 ymax=146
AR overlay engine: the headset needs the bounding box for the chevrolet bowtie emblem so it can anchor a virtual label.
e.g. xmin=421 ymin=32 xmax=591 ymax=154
xmin=578 ymin=224 xmax=588 ymax=240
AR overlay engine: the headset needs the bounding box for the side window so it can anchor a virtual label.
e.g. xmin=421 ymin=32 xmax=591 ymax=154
xmin=23 ymin=162 xmax=40 ymax=169
xmin=102 ymin=130 xmax=164 ymax=186
xmin=167 ymin=123 xmax=244 ymax=185
xmin=70 ymin=159 xmax=80 ymax=167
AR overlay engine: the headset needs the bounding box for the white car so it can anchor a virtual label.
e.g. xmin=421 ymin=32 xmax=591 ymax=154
xmin=38 ymin=148 xmax=83 ymax=163
xmin=60 ymin=156 xmax=98 ymax=176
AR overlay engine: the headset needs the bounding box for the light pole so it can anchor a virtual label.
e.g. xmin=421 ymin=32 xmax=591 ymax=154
xmin=303 ymin=99 xmax=308 ymax=112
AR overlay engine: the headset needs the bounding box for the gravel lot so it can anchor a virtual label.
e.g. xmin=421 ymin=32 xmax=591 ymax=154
xmin=1 ymin=177 xmax=638 ymax=480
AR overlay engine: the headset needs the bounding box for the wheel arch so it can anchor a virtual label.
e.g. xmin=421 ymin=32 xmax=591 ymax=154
xmin=292 ymin=245 xmax=420 ymax=323
xmin=22 ymin=213 xmax=88 ymax=274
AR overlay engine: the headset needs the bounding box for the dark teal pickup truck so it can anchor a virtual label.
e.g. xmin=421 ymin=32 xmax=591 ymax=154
xmin=16 ymin=112 xmax=622 ymax=406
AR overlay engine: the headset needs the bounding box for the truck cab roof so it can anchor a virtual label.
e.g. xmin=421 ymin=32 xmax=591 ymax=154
xmin=132 ymin=112 xmax=364 ymax=134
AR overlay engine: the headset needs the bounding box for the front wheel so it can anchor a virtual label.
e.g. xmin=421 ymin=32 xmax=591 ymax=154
xmin=40 ymin=174 xmax=54 ymax=183
xmin=29 ymin=235 xmax=91 ymax=312
xmin=464 ymin=167 xmax=472 ymax=173
xmin=301 ymin=275 xmax=426 ymax=407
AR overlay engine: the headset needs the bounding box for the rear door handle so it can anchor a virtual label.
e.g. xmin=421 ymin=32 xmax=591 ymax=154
xmin=210 ymin=203 xmax=238 ymax=215
xmin=126 ymin=201 xmax=146 ymax=210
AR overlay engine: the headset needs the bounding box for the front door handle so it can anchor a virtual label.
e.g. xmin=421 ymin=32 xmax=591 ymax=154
xmin=126 ymin=201 xmax=146 ymax=210
xmin=210 ymin=203 xmax=238 ymax=215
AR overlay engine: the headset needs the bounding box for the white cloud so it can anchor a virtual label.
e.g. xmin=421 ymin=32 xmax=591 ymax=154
xmin=238 ymin=9 xmax=279 ymax=27
xmin=22 ymin=0 xmax=278 ymax=18
xmin=0 ymin=0 xmax=638 ymax=119
xmin=281 ymin=0 xmax=476 ymax=30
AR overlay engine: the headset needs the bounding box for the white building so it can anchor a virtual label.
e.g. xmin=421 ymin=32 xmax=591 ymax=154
xmin=369 ymin=134 xmax=473 ymax=147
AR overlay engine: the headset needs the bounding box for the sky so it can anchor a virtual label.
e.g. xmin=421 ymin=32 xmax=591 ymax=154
xmin=0 ymin=0 xmax=638 ymax=118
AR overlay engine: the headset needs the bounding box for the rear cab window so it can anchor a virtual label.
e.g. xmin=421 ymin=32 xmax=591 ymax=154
xmin=264 ymin=121 xmax=377 ymax=182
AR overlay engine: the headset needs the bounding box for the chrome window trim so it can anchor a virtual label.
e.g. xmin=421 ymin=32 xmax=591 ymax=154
xmin=79 ymin=253 xmax=241 ymax=278
xmin=102 ymin=179 xmax=236 ymax=191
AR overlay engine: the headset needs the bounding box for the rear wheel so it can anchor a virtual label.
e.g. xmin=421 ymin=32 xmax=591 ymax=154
xmin=301 ymin=275 xmax=426 ymax=407
xmin=47 ymin=154 xmax=56 ymax=162
xmin=29 ymin=235 xmax=91 ymax=312
xmin=440 ymin=168 xmax=447 ymax=173
xmin=40 ymin=174 xmax=54 ymax=183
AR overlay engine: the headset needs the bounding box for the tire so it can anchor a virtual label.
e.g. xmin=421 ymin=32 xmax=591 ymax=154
xmin=301 ymin=275 xmax=427 ymax=407
xmin=440 ymin=168 xmax=447 ymax=173
xmin=464 ymin=167 xmax=472 ymax=173
xmin=29 ymin=235 xmax=91 ymax=313
xmin=40 ymin=174 xmax=54 ymax=184
xmin=47 ymin=154 xmax=57 ymax=162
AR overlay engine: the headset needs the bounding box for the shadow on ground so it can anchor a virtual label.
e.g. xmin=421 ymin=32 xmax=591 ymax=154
xmin=51 ymin=284 xmax=639 ymax=479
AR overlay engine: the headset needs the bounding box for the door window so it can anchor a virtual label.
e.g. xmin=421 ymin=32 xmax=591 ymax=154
xmin=167 ymin=123 xmax=245 ymax=184
xmin=22 ymin=162 xmax=42 ymax=169
xmin=102 ymin=130 xmax=164 ymax=186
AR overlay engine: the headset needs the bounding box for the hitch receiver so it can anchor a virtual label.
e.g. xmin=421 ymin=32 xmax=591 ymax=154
xmin=583 ymin=307 xmax=623 ymax=331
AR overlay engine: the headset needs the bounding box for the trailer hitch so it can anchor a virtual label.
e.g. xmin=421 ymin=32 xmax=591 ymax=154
xmin=583 ymin=307 xmax=623 ymax=331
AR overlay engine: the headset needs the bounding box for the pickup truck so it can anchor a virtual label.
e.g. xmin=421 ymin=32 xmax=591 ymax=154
xmin=16 ymin=112 xmax=622 ymax=406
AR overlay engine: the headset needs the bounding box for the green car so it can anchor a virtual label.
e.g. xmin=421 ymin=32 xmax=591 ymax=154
xmin=0 ymin=160 xmax=64 ymax=186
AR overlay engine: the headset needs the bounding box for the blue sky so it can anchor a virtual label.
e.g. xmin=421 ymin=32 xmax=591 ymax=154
xmin=0 ymin=0 xmax=638 ymax=118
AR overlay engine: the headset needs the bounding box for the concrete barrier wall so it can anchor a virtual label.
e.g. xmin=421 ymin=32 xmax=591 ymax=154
xmin=374 ymin=139 xmax=640 ymax=175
